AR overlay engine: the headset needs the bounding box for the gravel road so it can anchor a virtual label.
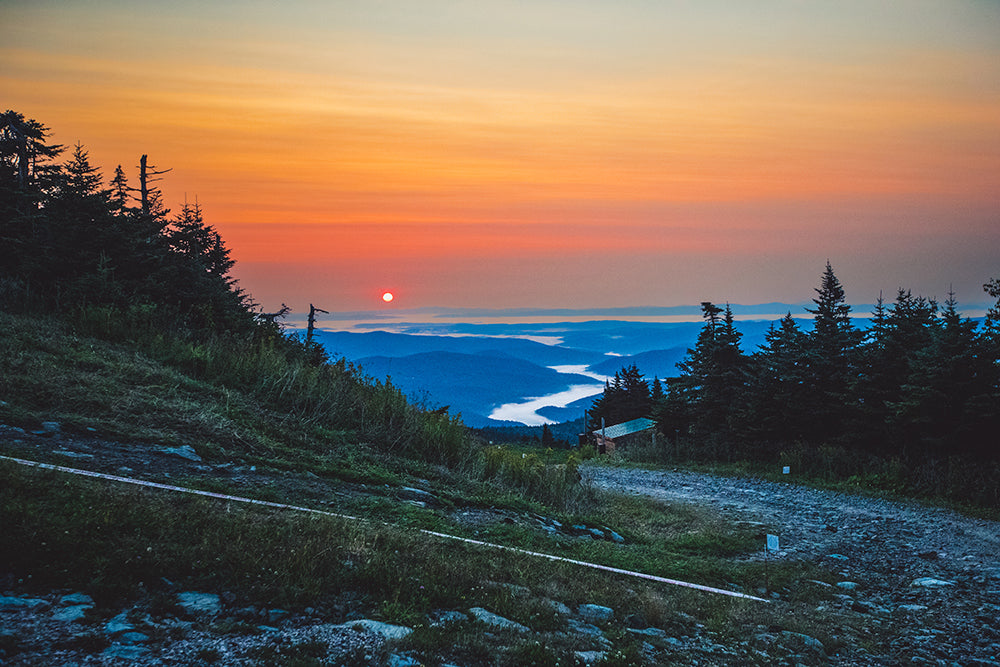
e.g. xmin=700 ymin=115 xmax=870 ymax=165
xmin=583 ymin=465 xmax=1000 ymax=664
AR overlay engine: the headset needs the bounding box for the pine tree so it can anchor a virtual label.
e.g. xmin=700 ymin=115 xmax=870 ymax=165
xmin=587 ymin=364 xmax=652 ymax=430
xmin=896 ymin=290 xmax=997 ymax=461
xmin=741 ymin=312 xmax=807 ymax=453
xmin=801 ymin=262 xmax=860 ymax=443
xmin=109 ymin=165 xmax=133 ymax=215
xmin=674 ymin=302 xmax=745 ymax=459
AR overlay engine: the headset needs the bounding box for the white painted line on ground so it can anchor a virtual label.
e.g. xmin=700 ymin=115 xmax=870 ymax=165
xmin=0 ymin=455 xmax=768 ymax=602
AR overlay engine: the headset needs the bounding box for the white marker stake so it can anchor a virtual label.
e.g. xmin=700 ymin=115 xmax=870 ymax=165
xmin=782 ymin=466 xmax=790 ymax=475
xmin=764 ymin=534 xmax=779 ymax=594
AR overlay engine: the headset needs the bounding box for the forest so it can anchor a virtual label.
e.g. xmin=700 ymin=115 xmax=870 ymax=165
xmin=0 ymin=110 xmax=261 ymax=339
xmin=589 ymin=264 xmax=1000 ymax=505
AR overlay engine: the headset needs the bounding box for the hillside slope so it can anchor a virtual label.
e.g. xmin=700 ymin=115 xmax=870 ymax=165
xmin=0 ymin=310 xmax=913 ymax=666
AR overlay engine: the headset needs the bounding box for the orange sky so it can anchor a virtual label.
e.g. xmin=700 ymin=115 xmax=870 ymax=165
xmin=3 ymin=1 xmax=999 ymax=311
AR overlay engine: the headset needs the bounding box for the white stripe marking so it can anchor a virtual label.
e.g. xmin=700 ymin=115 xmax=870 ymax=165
xmin=0 ymin=455 xmax=768 ymax=602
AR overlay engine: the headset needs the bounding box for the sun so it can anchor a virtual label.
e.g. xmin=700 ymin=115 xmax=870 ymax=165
xmin=381 ymin=291 xmax=394 ymax=303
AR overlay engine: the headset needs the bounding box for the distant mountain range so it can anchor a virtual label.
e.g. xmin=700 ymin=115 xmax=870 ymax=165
xmin=304 ymin=311 xmax=808 ymax=428
xmin=302 ymin=302 xmax=985 ymax=428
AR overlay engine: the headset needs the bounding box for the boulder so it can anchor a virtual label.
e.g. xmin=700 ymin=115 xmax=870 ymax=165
xmin=577 ymin=603 xmax=614 ymax=625
xmin=177 ymin=592 xmax=221 ymax=616
xmin=59 ymin=593 xmax=94 ymax=606
xmin=910 ymin=577 xmax=955 ymax=588
xmin=51 ymin=605 xmax=90 ymax=622
xmin=104 ymin=611 xmax=134 ymax=635
xmin=779 ymin=630 xmax=825 ymax=656
xmin=468 ymin=607 xmax=529 ymax=633
xmin=341 ymin=619 xmax=413 ymax=641
xmin=163 ymin=445 xmax=202 ymax=462
xmin=0 ymin=596 xmax=48 ymax=610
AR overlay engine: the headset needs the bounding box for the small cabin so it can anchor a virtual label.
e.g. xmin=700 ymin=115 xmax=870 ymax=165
xmin=591 ymin=417 xmax=656 ymax=454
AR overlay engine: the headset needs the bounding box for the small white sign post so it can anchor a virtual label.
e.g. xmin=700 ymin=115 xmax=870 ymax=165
xmin=764 ymin=534 xmax=779 ymax=593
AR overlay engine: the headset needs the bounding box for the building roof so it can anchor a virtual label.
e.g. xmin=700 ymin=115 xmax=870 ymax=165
xmin=592 ymin=417 xmax=656 ymax=439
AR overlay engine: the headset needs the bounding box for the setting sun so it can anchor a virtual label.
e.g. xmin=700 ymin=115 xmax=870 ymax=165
xmin=382 ymin=292 xmax=394 ymax=303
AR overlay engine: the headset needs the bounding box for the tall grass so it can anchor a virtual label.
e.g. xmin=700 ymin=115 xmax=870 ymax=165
xmin=10 ymin=308 xmax=478 ymax=468
xmin=480 ymin=446 xmax=589 ymax=509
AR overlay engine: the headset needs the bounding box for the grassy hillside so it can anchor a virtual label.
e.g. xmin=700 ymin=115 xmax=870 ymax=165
xmin=0 ymin=311 xmax=874 ymax=665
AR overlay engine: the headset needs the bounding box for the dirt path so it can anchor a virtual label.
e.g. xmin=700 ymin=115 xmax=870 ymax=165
xmin=583 ymin=465 xmax=1000 ymax=664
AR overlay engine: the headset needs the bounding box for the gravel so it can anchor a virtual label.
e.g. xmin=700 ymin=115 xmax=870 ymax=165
xmin=583 ymin=464 xmax=1000 ymax=664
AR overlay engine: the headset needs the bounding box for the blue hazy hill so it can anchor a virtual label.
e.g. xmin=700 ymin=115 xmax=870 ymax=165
xmin=313 ymin=330 xmax=602 ymax=367
xmin=352 ymin=351 xmax=597 ymax=427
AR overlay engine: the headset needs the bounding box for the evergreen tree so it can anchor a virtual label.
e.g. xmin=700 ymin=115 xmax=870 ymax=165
xmin=891 ymin=290 xmax=985 ymax=457
xmin=0 ymin=111 xmax=64 ymax=305
xmin=801 ymin=262 xmax=860 ymax=443
xmin=851 ymin=293 xmax=894 ymax=448
xmin=674 ymin=302 xmax=745 ymax=459
xmin=541 ymin=423 xmax=556 ymax=448
xmin=587 ymin=364 xmax=651 ymax=430
xmin=741 ymin=312 xmax=807 ymax=454
xmin=109 ymin=164 xmax=133 ymax=215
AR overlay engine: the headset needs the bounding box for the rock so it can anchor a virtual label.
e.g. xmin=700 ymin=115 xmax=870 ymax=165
xmin=399 ymin=486 xmax=435 ymax=503
xmin=898 ymin=604 xmax=929 ymax=613
xmin=429 ymin=610 xmax=468 ymax=627
xmin=163 ymin=445 xmax=202 ymax=462
xmin=52 ymin=450 xmax=94 ymax=459
xmin=575 ymin=650 xmax=606 ymax=665
xmin=59 ymin=593 xmax=94 ymax=606
xmin=837 ymin=581 xmax=860 ymax=591
xmin=388 ymin=654 xmax=422 ymax=667
xmin=104 ymin=611 xmax=134 ymax=635
xmin=177 ymin=591 xmax=221 ymax=616
xmin=626 ymin=627 xmax=667 ymax=639
xmin=566 ymin=618 xmax=604 ymax=639
xmin=779 ymin=631 xmax=825 ymax=656
xmin=342 ymin=619 xmax=414 ymax=641
xmin=543 ymin=599 xmax=573 ymax=616
xmin=825 ymin=553 xmax=849 ymax=561
xmin=607 ymin=529 xmax=625 ymax=543
xmin=468 ymin=607 xmax=529 ymax=633
xmin=40 ymin=421 xmax=61 ymax=435
xmin=52 ymin=605 xmax=91 ymax=622
xmin=117 ymin=631 xmax=150 ymax=644
xmin=577 ymin=603 xmax=614 ymax=624
xmin=0 ymin=596 xmax=48 ymax=610
xmin=911 ymin=577 xmax=955 ymax=588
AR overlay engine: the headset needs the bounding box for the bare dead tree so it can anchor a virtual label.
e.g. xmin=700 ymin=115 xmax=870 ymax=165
xmin=138 ymin=154 xmax=171 ymax=219
xmin=306 ymin=303 xmax=329 ymax=342
xmin=257 ymin=303 xmax=291 ymax=325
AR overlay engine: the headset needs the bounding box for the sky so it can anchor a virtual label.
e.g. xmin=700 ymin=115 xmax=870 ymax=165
xmin=3 ymin=0 xmax=999 ymax=313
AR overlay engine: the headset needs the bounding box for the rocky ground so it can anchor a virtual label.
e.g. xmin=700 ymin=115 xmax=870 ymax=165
xmin=2 ymin=424 xmax=1000 ymax=665
xmin=584 ymin=465 xmax=1000 ymax=666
